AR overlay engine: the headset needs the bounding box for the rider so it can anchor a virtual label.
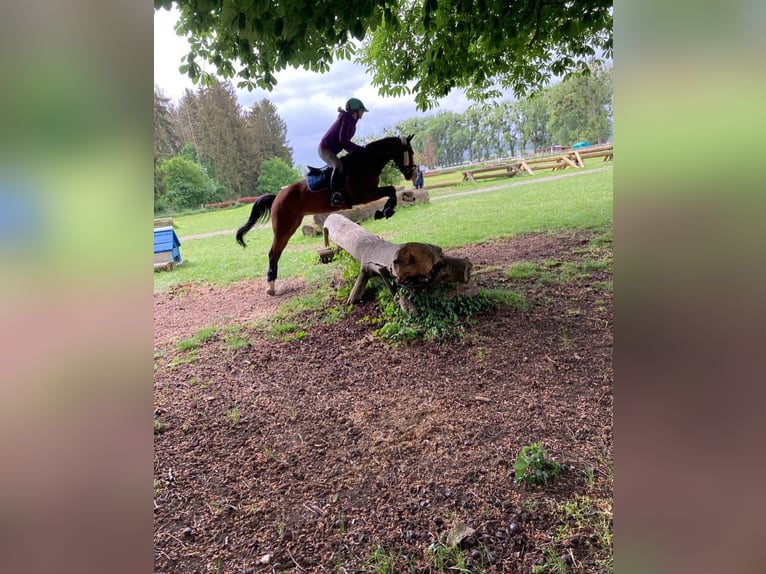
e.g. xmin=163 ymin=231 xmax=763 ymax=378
xmin=318 ymin=97 xmax=368 ymax=206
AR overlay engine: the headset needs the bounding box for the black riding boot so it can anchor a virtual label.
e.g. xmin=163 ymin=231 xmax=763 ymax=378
xmin=329 ymin=169 xmax=345 ymax=206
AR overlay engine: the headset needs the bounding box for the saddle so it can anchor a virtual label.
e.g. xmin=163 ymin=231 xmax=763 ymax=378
xmin=306 ymin=165 xmax=332 ymax=192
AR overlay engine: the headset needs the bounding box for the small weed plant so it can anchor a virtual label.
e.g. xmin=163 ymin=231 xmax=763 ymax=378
xmin=334 ymin=248 xmax=527 ymax=344
xmin=269 ymin=321 xmax=307 ymax=342
xmin=168 ymin=350 xmax=200 ymax=367
xmin=514 ymin=442 xmax=562 ymax=487
xmin=222 ymin=325 xmax=250 ymax=351
xmin=532 ymin=547 xmax=569 ymax=574
xmin=536 ymin=494 xmax=613 ymax=574
xmin=367 ymin=542 xmax=402 ymax=574
xmin=374 ymin=286 xmax=495 ymax=344
xmin=226 ymin=406 xmax=241 ymax=426
xmin=427 ymin=540 xmax=470 ymax=572
xmin=177 ymin=326 xmax=217 ymax=351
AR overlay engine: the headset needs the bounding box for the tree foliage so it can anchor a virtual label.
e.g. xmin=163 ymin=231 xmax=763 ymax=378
xmin=154 ymin=86 xmax=181 ymax=202
xmin=153 ymin=78 xmax=296 ymax=212
xmin=159 ymin=156 xmax=221 ymax=210
xmin=180 ymin=80 xmax=248 ymax=197
xmin=516 ymin=93 xmax=552 ymax=153
xmin=363 ymin=0 xmax=612 ymax=109
xmin=245 ymin=99 xmax=294 ymax=165
xmin=152 ymin=64 xmax=611 ymax=212
xmin=256 ymin=157 xmax=301 ymax=194
xmin=154 ymin=86 xmax=181 ymax=159
xmin=387 ymin=63 xmax=611 ymax=167
xmin=546 ymin=62 xmax=612 ymax=145
xmin=155 ymin=0 xmax=612 ymax=110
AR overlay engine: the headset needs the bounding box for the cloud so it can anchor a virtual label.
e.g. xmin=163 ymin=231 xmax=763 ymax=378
xmin=153 ymin=8 xmax=475 ymax=168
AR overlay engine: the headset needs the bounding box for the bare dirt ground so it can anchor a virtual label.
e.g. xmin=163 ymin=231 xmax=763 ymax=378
xmin=153 ymin=229 xmax=613 ymax=573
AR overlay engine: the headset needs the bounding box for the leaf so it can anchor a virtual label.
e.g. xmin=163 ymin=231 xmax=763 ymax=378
xmin=446 ymin=521 xmax=475 ymax=547
xmin=351 ymin=19 xmax=365 ymax=40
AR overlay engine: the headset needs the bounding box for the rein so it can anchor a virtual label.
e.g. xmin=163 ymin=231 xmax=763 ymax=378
xmin=399 ymin=136 xmax=417 ymax=178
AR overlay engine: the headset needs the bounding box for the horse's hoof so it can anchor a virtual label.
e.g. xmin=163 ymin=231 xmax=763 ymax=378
xmin=374 ymin=210 xmax=384 ymax=220
xmin=266 ymin=281 xmax=276 ymax=296
xmin=384 ymin=208 xmax=395 ymax=219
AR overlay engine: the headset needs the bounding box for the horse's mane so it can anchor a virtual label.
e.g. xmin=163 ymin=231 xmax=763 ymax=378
xmin=364 ymin=136 xmax=401 ymax=151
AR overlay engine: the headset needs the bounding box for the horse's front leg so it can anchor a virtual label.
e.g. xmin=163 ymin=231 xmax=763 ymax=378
xmin=374 ymin=186 xmax=398 ymax=220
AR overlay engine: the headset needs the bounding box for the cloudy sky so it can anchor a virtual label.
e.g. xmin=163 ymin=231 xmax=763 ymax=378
xmin=153 ymin=7 xmax=477 ymax=168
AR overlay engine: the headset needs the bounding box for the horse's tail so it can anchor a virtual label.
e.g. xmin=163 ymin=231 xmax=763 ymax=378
xmin=236 ymin=194 xmax=276 ymax=247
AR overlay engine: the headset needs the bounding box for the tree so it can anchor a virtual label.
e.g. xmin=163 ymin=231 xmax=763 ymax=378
xmin=154 ymin=86 xmax=181 ymax=159
xmin=156 ymin=1 xmax=612 ymax=110
xmin=419 ymin=132 xmax=438 ymax=169
xmin=547 ymin=63 xmax=612 ymax=145
xmin=256 ymin=157 xmax=301 ymax=194
xmin=515 ymin=94 xmax=551 ymax=153
xmin=172 ymin=83 xmax=296 ymax=199
xmin=464 ymin=107 xmax=482 ymax=163
xmin=159 ymin=156 xmax=220 ymax=210
xmin=154 ymin=86 xmax=181 ymax=206
xmin=500 ymin=101 xmax=523 ymax=157
xmin=192 ymin=80 xmax=248 ymax=198
xmin=245 ymin=99 xmax=294 ymax=165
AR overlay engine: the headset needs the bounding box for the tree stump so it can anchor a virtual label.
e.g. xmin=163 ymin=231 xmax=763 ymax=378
xmin=322 ymin=214 xmax=473 ymax=307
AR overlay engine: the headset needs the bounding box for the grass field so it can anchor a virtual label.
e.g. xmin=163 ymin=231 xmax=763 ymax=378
xmin=153 ymin=164 xmax=612 ymax=293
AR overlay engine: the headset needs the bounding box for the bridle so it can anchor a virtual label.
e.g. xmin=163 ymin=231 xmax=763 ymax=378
xmin=399 ymin=135 xmax=417 ymax=179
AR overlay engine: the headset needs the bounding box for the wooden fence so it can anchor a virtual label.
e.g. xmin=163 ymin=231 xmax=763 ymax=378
xmin=461 ymin=143 xmax=613 ymax=183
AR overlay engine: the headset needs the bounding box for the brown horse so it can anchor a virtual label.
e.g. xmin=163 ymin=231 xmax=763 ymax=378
xmin=236 ymin=135 xmax=417 ymax=295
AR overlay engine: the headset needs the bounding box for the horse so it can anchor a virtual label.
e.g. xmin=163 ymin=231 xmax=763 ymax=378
xmin=236 ymin=135 xmax=417 ymax=295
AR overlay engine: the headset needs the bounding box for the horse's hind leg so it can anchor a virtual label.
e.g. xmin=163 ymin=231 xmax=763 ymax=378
xmin=266 ymin=249 xmax=279 ymax=296
xmin=265 ymin=215 xmax=302 ymax=296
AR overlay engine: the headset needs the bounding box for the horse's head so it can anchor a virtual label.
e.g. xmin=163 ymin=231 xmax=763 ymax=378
xmin=355 ymin=135 xmax=417 ymax=181
xmin=395 ymin=134 xmax=417 ymax=181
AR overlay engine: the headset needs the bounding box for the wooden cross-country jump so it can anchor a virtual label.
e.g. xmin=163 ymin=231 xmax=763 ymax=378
xmin=322 ymin=214 xmax=473 ymax=309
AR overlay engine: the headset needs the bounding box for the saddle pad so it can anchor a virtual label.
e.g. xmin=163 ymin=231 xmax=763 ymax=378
xmin=306 ymin=165 xmax=331 ymax=191
xmin=306 ymin=171 xmax=329 ymax=191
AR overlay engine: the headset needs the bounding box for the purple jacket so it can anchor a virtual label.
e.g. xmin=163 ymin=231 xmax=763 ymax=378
xmin=319 ymin=111 xmax=364 ymax=155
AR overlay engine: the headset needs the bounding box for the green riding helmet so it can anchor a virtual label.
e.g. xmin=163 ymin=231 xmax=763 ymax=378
xmin=345 ymin=98 xmax=369 ymax=112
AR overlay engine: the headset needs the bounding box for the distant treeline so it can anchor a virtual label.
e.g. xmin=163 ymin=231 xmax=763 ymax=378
xmin=154 ymin=63 xmax=611 ymax=212
xmin=389 ymin=62 xmax=612 ymax=169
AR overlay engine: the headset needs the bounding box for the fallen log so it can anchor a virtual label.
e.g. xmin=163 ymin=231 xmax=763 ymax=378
xmin=322 ymin=214 xmax=473 ymax=307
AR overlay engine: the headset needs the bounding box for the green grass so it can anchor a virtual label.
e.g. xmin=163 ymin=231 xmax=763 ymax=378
xmin=222 ymin=325 xmax=251 ymax=351
xmin=421 ymin=158 xmax=612 ymax=197
xmin=164 ymin=202 xmax=258 ymax=237
xmin=268 ymin=321 xmax=307 ymax=342
xmin=226 ymin=406 xmax=241 ymax=426
xmin=154 ymin=167 xmax=612 ymax=294
xmin=535 ymin=494 xmax=613 ymax=574
xmin=153 ymin=224 xmax=337 ymax=293
xmin=356 ymin=169 xmax=612 ymax=259
xmin=177 ymin=326 xmax=217 ymax=351
xmin=367 ymin=542 xmax=405 ymax=574
xmin=506 ymin=259 xmax=607 ymax=285
xmin=507 ymin=261 xmax=553 ymax=283
xmin=271 ymin=282 xmax=338 ymax=321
